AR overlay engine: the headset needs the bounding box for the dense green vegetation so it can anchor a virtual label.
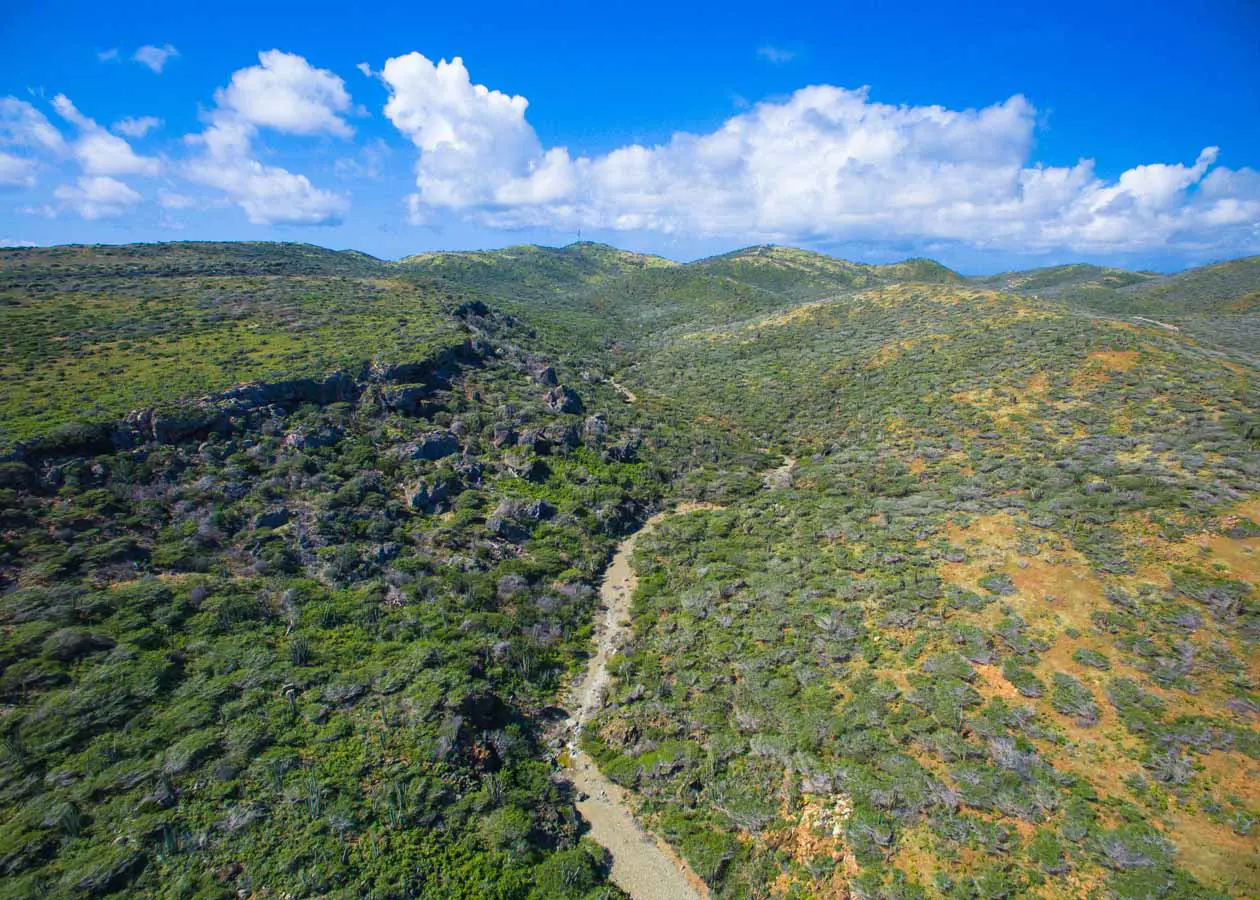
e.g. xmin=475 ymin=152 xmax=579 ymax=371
xmin=0 ymin=241 xmax=1256 ymax=899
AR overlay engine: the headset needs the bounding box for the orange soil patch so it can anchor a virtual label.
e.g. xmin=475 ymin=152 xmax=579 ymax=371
xmin=1167 ymin=806 xmax=1260 ymax=891
xmin=972 ymin=663 xmax=1019 ymax=701
xmin=766 ymin=795 xmax=858 ymax=899
xmin=1087 ymin=349 xmax=1140 ymax=371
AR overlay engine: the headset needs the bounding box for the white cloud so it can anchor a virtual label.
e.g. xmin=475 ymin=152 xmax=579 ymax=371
xmin=97 ymin=48 xmax=120 ymax=63
xmin=215 ymin=49 xmax=354 ymax=137
xmin=53 ymin=175 xmax=142 ymax=219
xmin=382 ymin=53 xmax=545 ymax=210
xmin=0 ymin=237 xmax=39 ymax=247
xmin=182 ymin=51 xmax=350 ymax=226
xmin=380 ymin=55 xmax=1260 ymax=254
xmin=53 ymin=94 xmax=160 ymax=177
xmin=0 ymin=151 xmax=37 ymax=187
xmin=756 ymin=45 xmax=796 ymax=64
xmin=0 ymin=97 xmax=67 ymax=154
xmin=133 ymin=44 xmax=179 ymax=74
xmin=113 ymin=115 xmax=163 ymax=138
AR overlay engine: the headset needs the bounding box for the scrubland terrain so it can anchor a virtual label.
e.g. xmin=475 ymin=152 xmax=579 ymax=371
xmin=0 ymin=241 xmax=1256 ymax=900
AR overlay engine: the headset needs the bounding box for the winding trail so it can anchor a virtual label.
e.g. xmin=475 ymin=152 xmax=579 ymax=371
xmin=610 ymin=378 xmax=638 ymax=403
xmin=562 ymin=505 xmax=716 ymax=900
xmin=762 ymin=454 xmax=796 ymax=489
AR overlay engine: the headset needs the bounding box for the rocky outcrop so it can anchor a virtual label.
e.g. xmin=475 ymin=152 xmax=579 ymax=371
xmin=399 ymin=431 xmax=461 ymax=461
xmin=544 ymin=386 xmax=584 ymax=415
xmin=251 ymin=508 xmax=291 ymax=529
xmin=282 ymin=426 xmax=343 ymax=451
xmin=487 ymin=498 xmax=556 ymax=542
xmin=5 ymin=341 xmax=490 ymax=464
xmin=407 ymin=476 xmax=460 ymax=513
xmin=490 ymin=423 xmax=517 ymax=448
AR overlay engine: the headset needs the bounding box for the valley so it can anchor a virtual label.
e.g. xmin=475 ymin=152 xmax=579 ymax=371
xmin=0 ymin=241 xmax=1256 ymax=900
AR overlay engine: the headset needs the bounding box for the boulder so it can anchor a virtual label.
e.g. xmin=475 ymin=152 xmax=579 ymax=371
xmin=503 ymin=454 xmax=547 ymax=481
xmin=407 ymin=477 xmax=459 ymax=513
xmin=490 ymin=423 xmax=517 ymax=448
xmin=380 ymin=385 xmax=431 ymax=416
xmin=283 ymin=426 xmax=342 ymax=451
xmin=604 ymin=439 xmax=639 ymax=463
xmin=516 ymin=429 xmax=551 ymax=455
xmin=544 ymin=386 xmax=584 ymax=414
xmin=401 ymin=431 xmax=460 ymax=461
xmin=545 ymin=423 xmax=581 ymax=451
xmin=251 ymin=508 xmax=291 ymax=529
xmin=493 ymin=498 xmax=556 ymax=522
xmin=534 ymin=365 xmax=559 ymax=386
xmin=487 ymin=516 xmax=530 ymax=543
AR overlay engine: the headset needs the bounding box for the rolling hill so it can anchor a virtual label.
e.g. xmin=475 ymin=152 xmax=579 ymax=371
xmin=0 ymin=241 xmax=1256 ymax=900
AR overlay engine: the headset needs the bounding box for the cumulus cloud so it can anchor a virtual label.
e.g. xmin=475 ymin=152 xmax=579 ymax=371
xmin=113 ymin=116 xmax=163 ymax=138
xmin=133 ymin=44 xmax=179 ymax=73
xmin=380 ymin=54 xmax=1260 ymax=254
xmin=215 ymin=49 xmax=354 ymax=136
xmin=53 ymin=175 xmax=142 ymax=219
xmin=53 ymin=95 xmax=160 ymax=177
xmin=182 ymin=51 xmax=350 ymax=225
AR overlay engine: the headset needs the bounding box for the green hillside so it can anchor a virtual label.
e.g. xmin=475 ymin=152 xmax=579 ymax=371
xmin=0 ymin=241 xmax=1256 ymax=900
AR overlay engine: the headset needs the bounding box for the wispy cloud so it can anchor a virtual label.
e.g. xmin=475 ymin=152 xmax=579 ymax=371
xmin=756 ymin=45 xmax=797 ymax=64
xmin=133 ymin=44 xmax=179 ymax=74
xmin=96 ymin=48 xmax=120 ymax=63
xmin=112 ymin=115 xmax=163 ymax=139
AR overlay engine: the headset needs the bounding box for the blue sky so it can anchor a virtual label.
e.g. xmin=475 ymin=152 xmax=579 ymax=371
xmin=1 ymin=0 xmax=1257 ymax=272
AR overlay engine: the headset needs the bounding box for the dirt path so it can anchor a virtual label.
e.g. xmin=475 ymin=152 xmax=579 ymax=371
xmin=762 ymin=454 xmax=796 ymax=489
xmin=560 ymin=458 xmax=792 ymax=898
xmin=610 ymin=378 xmax=637 ymax=403
xmin=562 ymin=505 xmax=717 ymax=900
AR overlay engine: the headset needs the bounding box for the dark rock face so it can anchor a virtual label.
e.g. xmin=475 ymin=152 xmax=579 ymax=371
xmin=487 ymin=498 xmax=556 ymax=541
xmin=502 ymin=454 xmax=547 ymax=481
xmin=5 ymin=341 xmax=490 ymax=464
xmin=43 ymin=629 xmax=117 ymax=662
xmin=282 ymin=426 xmax=343 ymax=451
xmin=401 ymin=431 xmax=460 ymax=461
xmin=516 ymin=429 xmax=551 ymax=455
xmin=544 ymin=386 xmax=584 ymax=415
xmin=493 ymin=498 xmax=556 ymax=522
xmin=545 ymin=423 xmax=580 ymax=451
xmin=604 ymin=439 xmax=640 ymax=463
xmin=407 ymin=476 xmax=459 ymax=513
xmin=487 ymin=516 xmax=530 ymax=542
xmin=490 ymin=423 xmax=517 ymax=448
xmin=251 ymin=508 xmax=291 ymax=529
xmin=380 ymin=385 xmax=432 ymax=416
xmin=453 ymin=458 xmax=485 ymax=487
xmin=534 ymin=365 xmax=559 ymax=387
